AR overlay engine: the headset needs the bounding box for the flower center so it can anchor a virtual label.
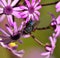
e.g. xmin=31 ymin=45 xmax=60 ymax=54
xmin=3 ymin=6 xmax=13 ymax=15
xmin=11 ymin=33 xmax=20 ymax=40
xmin=28 ymin=6 xmax=34 ymax=14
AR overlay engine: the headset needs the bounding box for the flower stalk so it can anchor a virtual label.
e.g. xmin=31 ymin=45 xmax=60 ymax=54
xmin=41 ymin=1 xmax=59 ymax=6
xmin=31 ymin=34 xmax=45 ymax=47
xmin=35 ymin=26 xmax=50 ymax=30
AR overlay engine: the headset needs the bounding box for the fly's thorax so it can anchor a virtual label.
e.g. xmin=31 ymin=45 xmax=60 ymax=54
xmin=22 ymin=26 xmax=34 ymax=34
xmin=22 ymin=20 xmax=35 ymax=34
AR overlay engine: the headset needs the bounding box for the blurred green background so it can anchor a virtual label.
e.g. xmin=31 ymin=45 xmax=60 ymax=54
xmin=0 ymin=0 xmax=60 ymax=58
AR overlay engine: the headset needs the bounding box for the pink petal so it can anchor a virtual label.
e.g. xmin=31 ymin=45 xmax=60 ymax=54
xmin=0 ymin=8 xmax=3 ymax=12
xmin=55 ymin=30 xmax=60 ymax=38
xmin=56 ymin=8 xmax=60 ymax=12
xmin=46 ymin=47 xmax=51 ymax=51
xmin=22 ymin=34 xmax=30 ymax=38
xmin=31 ymin=0 xmax=36 ymax=6
xmin=18 ymin=21 xmax=25 ymax=31
xmin=45 ymin=55 xmax=50 ymax=58
xmin=56 ymin=15 xmax=60 ymax=24
xmin=53 ymin=37 xmax=56 ymax=44
xmin=34 ymin=2 xmax=40 ymax=8
xmin=39 ymin=0 xmax=41 ymax=2
xmin=34 ymin=11 xmax=40 ymax=16
xmin=0 ymin=0 xmax=7 ymax=6
xmin=0 ymin=42 xmax=7 ymax=48
xmin=11 ymin=0 xmax=19 ymax=7
xmin=25 ymin=16 xmax=30 ymax=23
xmin=0 ymin=1 xmax=4 ymax=7
xmin=34 ymin=0 xmax=41 ymax=8
xmin=6 ymin=27 xmax=13 ymax=35
xmin=52 ymin=33 xmax=57 ymax=43
xmin=7 ymin=15 xmax=14 ymax=26
xmin=12 ymin=11 xmax=21 ymax=18
xmin=8 ymin=0 xmax=11 ymax=5
xmin=22 ymin=14 xmax=28 ymax=18
xmin=20 ymin=6 xmax=28 ymax=10
xmin=0 ymin=8 xmax=3 ymax=10
xmin=29 ymin=14 xmax=32 ymax=17
xmin=0 ymin=28 xmax=10 ymax=36
xmin=41 ymin=52 xmax=50 ymax=56
xmin=33 ymin=13 xmax=39 ymax=20
xmin=12 ymin=50 xmax=24 ymax=58
xmin=25 ymin=0 xmax=31 ymax=7
xmin=29 ymin=14 xmax=32 ymax=19
xmin=55 ymin=2 xmax=60 ymax=8
xmin=55 ymin=25 xmax=60 ymax=32
xmin=0 ymin=10 xmax=3 ymax=14
xmin=0 ymin=14 xmax=5 ymax=22
xmin=31 ymin=15 xmax=34 ymax=20
xmin=13 ymin=7 xmax=22 ymax=11
xmin=21 ymin=11 xmax=28 ymax=15
xmin=49 ymin=37 xmax=55 ymax=47
xmin=35 ymin=5 xmax=42 ymax=10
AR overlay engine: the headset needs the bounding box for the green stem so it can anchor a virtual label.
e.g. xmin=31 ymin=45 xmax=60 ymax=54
xmin=41 ymin=1 xmax=59 ymax=6
xmin=35 ymin=26 xmax=50 ymax=30
xmin=31 ymin=34 xmax=45 ymax=47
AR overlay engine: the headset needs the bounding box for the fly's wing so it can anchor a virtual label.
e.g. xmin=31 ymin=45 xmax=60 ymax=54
xmin=33 ymin=21 xmax=40 ymax=30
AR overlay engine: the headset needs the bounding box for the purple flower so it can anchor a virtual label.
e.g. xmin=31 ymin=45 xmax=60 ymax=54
xmin=0 ymin=0 xmax=21 ymax=22
xmin=41 ymin=36 xmax=56 ymax=58
xmin=0 ymin=21 xmax=31 ymax=44
xmin=50 ymin=14 xmax=60 ymax=38
xmin=0 ymin=22 xmax=22 ymax=44
xmin=54 ymin=16 xmax=60 ymax=37
xmin=0 ymin=21 xmax=30 ymax=57
xmin=0 ymin=38 xmax=24 ymax=57
xmin=20 ymin=0 xmax=42 ymax=22
xmin=55 ymin=1 xmax=60 ymax=12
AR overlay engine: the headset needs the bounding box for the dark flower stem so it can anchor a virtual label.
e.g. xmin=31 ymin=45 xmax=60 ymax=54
xmin=35 ymin=26 xmax=50 ymax=30
xmin=31 ymin=34 xmax=45 ymax=47
xmin=41 ymin=1 xmax=59 ymax=6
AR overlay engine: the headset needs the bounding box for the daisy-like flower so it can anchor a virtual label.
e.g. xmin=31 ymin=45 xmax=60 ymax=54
xmin=0 ymin=22 xmax=22 ymax=44
xmin=41 ymin=36 xmax=56 ymax=58
xmin=0 ymin=0 xmax=21 ymax=22
xmin=20 ymin=0 xmax=42 ymax=22
xmin=55 ymin=1 xmax=60 ymax=12
xmin=50 ymin=13 xmax=60 ymax=38
xmin=0 ymin=20 xmax=31 ymax=57
xmin=0 ymin=38 xmax=24 ymax=57
xmin=0 ymin=21 xmax=30 ymax=44
xmin=53 ymin=16 xmax=60 ymax=38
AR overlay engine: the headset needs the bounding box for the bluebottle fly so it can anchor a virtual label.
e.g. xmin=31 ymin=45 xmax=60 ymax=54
xmin=22 ymin=20 xmax=37 ymax=34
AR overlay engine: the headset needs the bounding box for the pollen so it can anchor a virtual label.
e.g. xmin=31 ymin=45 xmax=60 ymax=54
xmin=8 ymin=42 xmax=16 ymax=48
